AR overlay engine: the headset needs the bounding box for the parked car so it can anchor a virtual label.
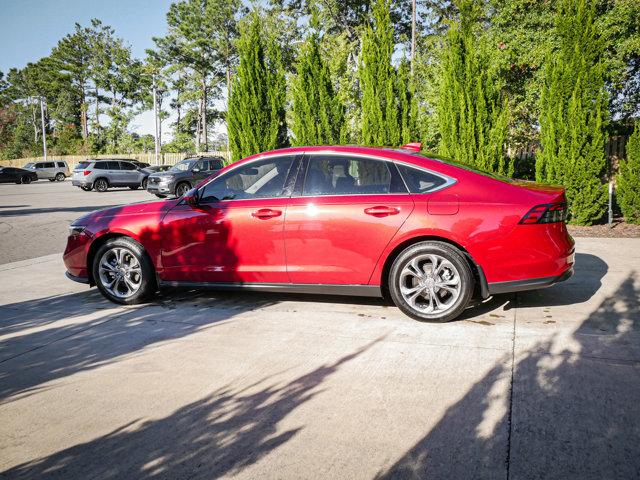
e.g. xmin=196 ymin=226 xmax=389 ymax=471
xmin=146 ymin=156 xmax=225 ymax=198
xmin=139 ymin=165 xmax=172 ymax=190
xmin=0 ymin=167 xmax=38 ymax=184
xmin=126 ymin=159 xmax=151 ymax=169
xmin=71 ymin=159 xmax=147 ymax=192
xmin=64 ymin=144 xmax=575 ymax=323
xmin=23 ymin=160 xmax=70 ymax=181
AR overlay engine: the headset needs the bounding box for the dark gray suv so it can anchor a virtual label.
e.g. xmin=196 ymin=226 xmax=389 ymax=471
xmin=146 ymin=156 xmax=225 ymax=198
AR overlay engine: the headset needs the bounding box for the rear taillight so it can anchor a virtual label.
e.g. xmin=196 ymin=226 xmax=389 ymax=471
xmin=83 ymin=170 xmax=91 ymax=176
xmin=519 ymin=203 xmax=567 ymax=224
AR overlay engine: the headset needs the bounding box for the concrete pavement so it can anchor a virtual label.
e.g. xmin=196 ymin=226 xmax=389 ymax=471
xmin=0 ymin=181 xmax=150 ymax=264
xmin=0 ymin=237 xmax=638 ymax=479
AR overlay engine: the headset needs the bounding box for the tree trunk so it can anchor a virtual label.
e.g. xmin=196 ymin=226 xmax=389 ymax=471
xmin=94 ymin=86 xmax=100 ymax=133
xmin=196 ymin=96 xmax=202 ymax=153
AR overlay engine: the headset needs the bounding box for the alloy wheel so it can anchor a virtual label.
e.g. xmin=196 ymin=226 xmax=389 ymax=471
xmin=95 ymin=179 xmax=108 ymax=192
xmin=398 ymin=253 xmax=462 ymax=315
xmin=98 ymin=247 xmax=143 ymax=299
xmin=176 ymin=183 xmax=190 ymax=197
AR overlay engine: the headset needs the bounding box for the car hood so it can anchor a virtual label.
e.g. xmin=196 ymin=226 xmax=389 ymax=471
xmin=72 ymin=199 xmax=180 ymax=226
xmin=149 ymin=171 xmax=181 ymax=179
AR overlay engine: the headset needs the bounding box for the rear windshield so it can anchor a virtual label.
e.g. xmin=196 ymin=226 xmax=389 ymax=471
xmin=413 ymin=152 xmax=515 ymax=184
xmin=75 ymin=161 xmax=92 ymax=170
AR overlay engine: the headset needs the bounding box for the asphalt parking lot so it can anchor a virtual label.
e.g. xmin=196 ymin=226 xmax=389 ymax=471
xmin=0 ymin=180 xmax=639 ymax=479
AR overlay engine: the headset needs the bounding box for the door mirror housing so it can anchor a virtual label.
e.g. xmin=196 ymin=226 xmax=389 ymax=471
xmin=183 ymin=188 xmax=200 ymax=207
xmin=192 ymin=167 xmax=201 ymax=173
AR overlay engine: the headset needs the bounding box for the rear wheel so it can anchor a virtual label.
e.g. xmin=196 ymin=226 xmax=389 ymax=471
xmin=388 ymin=242 xmax=473 ymax=322
xmin=175 ymin=182 xmax=191 ymax=197
xmin=92 ymin=237 xmax=156 ymax=305
xmin=94 ymin=178 xmax=108 ymax=192
xmin=55 ymin=172 xmax=65 ymax=181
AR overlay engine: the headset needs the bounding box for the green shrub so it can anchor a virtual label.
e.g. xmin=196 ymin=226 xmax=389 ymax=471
xmin=617 ymin=123 xmax=640 ymax=224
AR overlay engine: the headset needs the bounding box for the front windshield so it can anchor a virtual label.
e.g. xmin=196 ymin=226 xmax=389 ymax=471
xmin=24 ymin=163 xmax=34 ymax=169
xmin=170 ymin=159 xmax=196 ymax=172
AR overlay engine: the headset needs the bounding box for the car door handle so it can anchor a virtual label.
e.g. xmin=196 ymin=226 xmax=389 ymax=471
xmin=251 ymin=208 xmax=282 ymax=219
xmin=364 ymin=206 xmax=400 ymax=217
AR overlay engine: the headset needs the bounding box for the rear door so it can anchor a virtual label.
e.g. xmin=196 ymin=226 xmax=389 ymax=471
xmin=284 ymin=153 xmax=414 ymax=285
xmin=106 ymin=161 xmax=123 ymax=185
xmin=119 ymin=161 xmax=140 ymax=185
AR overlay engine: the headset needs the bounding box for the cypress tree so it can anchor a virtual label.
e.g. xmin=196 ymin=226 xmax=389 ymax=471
xmin=436 ymin=0 xmax=510 ymax=175
xmin=397 ymin=59 xmax=418 ymax=144
xmin=227 ymin=12 xmax=287 ymax=162
xmin=360 ymin=0 xmax=399 ymax=147
xmin=617 ymin=123 xmax=640 ymax=224
xmin=291 ymin=33 xmax=345 ymax=146
xmin=537 ymin=0 xmax=607 ymax=225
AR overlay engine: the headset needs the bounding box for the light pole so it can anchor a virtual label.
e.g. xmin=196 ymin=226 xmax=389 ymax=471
xmin=40 ymin=97 xmax=48 ymax=161
xmin=152 ymin=75 xmax=160 ymax=166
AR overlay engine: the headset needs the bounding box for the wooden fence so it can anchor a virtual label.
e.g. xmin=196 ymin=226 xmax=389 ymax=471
xmin=0 ymin=151 xmax=232 ymax=170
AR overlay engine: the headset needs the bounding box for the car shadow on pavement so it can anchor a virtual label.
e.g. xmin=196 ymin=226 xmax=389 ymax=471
xmin=375 ymin=256 xmax=640 ymax=479
xmin=0 ymin=336 xmax=385 ymax=479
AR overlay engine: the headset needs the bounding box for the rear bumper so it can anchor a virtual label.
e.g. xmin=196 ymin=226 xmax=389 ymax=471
xmin=487 ymin=266 xmax=574 ymax=295
xmin=72 ymin=179 xmax=92 ymax=187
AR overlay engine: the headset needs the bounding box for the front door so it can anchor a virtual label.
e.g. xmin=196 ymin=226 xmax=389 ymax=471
xmin=160 ymin=154 xmax=299 ymax=283
xmin=285 ymin=153 xmax=414 ymax=285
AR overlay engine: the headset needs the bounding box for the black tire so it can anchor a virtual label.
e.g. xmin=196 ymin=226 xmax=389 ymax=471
xmin=21 ymin=175 xmax=32 ymax=184
xmin=94 ymin=178 xmax=109 ymax=192
xmin=92 ymin=237 xmax=157 ymax=305
xmin=81 ymin=185 xmax=92 ymax=191
xmin=55 ymin=172 xmax=66 ymax=181
xmin=155 ymin=194 xmax=167 ymax=198
xmin=141 ymin=178 xmax=148 ymax=190
xmin=129 ymin=185 xmax=139 ymax=190
xmin=48 ymin=178 xmax=56 ymax=182
xmin=175 ymin=182 xmax=191 ymax=197
xmin=388 ymin=241 xmax=474 ymax=322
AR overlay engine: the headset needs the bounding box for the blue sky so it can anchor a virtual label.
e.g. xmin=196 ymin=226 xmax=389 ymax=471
xmin=0 ymin=0 xmax=176 ymax=137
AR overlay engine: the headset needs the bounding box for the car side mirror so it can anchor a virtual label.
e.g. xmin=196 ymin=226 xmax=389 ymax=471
xmin=192 ymin=167 xmax=200 ymax=173
xmin=183 ymin=188 xmax=200 ymax=207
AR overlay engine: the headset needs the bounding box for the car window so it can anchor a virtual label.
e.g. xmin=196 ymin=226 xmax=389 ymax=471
xmin=303 ymin=155 xmax=403 ymax=196
xmin=94 ymin=162 xmax=107 ymax=170
xmin=107 ymin=161 xmax=121 ymax=170
xmin=76 ymin=161 xmax=91 ymax=170
xmin=24 ymin=163 xmax=34 ymax=169
xmin=57 ymin=162 xmax=66 ymax=167
xmin=170 ymin=160 xmax=195 ymax=172
xmin=200 ymin=156 xmax=295 ymax=203
xmin=44 ymin=162 xmax=55 ymax=168
xmin=193 ymin=160 xmax=205 ymax=171
xmin=35 ymin=163 xmax=44 ymax=168
xmin=396 ymin=164 xmax=449 ymax=193
xmin=208 ymin=157 xmax=224 ymax=170
xmin=120 ymin=162 xmax=137 ymax=170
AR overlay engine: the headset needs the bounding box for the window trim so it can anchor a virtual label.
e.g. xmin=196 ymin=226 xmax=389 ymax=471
xmin=195 ymin=153 xmax=302 ymax=204
xmin=394 ymin=160 xmax=457 ymax=194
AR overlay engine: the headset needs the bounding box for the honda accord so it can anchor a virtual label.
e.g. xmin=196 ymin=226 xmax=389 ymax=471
xmin=63 ymin=145 xmax=575 ymax=322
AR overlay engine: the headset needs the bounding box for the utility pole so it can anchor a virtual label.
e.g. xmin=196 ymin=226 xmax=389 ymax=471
xmin=40 ymin=97 xmax=48 ymax=161
xmin=152 ymin=75 xmax=160 ymax=166
xmin=410 ymin=0 xmax=417 ymax=76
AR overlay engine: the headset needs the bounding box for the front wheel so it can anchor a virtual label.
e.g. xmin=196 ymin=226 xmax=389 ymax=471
xmin=93 ymin=178 xmax=108 ymax=192
xmin=141 ymin=178 xmax=148 ymax=190
xmin=92 ymin=237 xmax=157 ymax=305
xmin=55 ymin=172 xmax=66 ymax=181
xmin=21 ymin=175 xmax=32 ymax=184
xmin=175 ymin=182 xmax=191 ymax=197
xmin=388 ymin=242 xmax=474 ymax=322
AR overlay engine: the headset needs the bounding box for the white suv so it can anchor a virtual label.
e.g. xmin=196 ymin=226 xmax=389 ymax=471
xmin=23 ymin=161 xmax=70 ymax=181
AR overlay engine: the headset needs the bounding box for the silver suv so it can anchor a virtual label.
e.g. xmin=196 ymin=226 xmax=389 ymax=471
xmin=23 ymin=160 xmax=70 ymax=181
xmin=72 ymin=160 xmax=147 ymax=192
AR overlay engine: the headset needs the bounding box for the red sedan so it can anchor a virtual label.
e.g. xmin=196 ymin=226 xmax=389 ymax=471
xmin=63 ymin=145 xmax=575 ymax=322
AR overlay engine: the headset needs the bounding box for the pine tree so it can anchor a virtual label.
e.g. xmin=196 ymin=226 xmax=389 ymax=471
xmin=436 ymin=0 xmax=510 ymax=175
xmin=396 ymin=59 xmax=418 ymax=144
xmin=360 ymin=0 xmax=399 ymax=147
xmin=227 ymin=12 xmax=288 ymax=161
xmin=617 ymin=123 xmax=640 ymax=224
xmin=537 ymin=0 xmax=607 ymax=225
xmin=291 ymin=33 xmax=345 ymax=146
